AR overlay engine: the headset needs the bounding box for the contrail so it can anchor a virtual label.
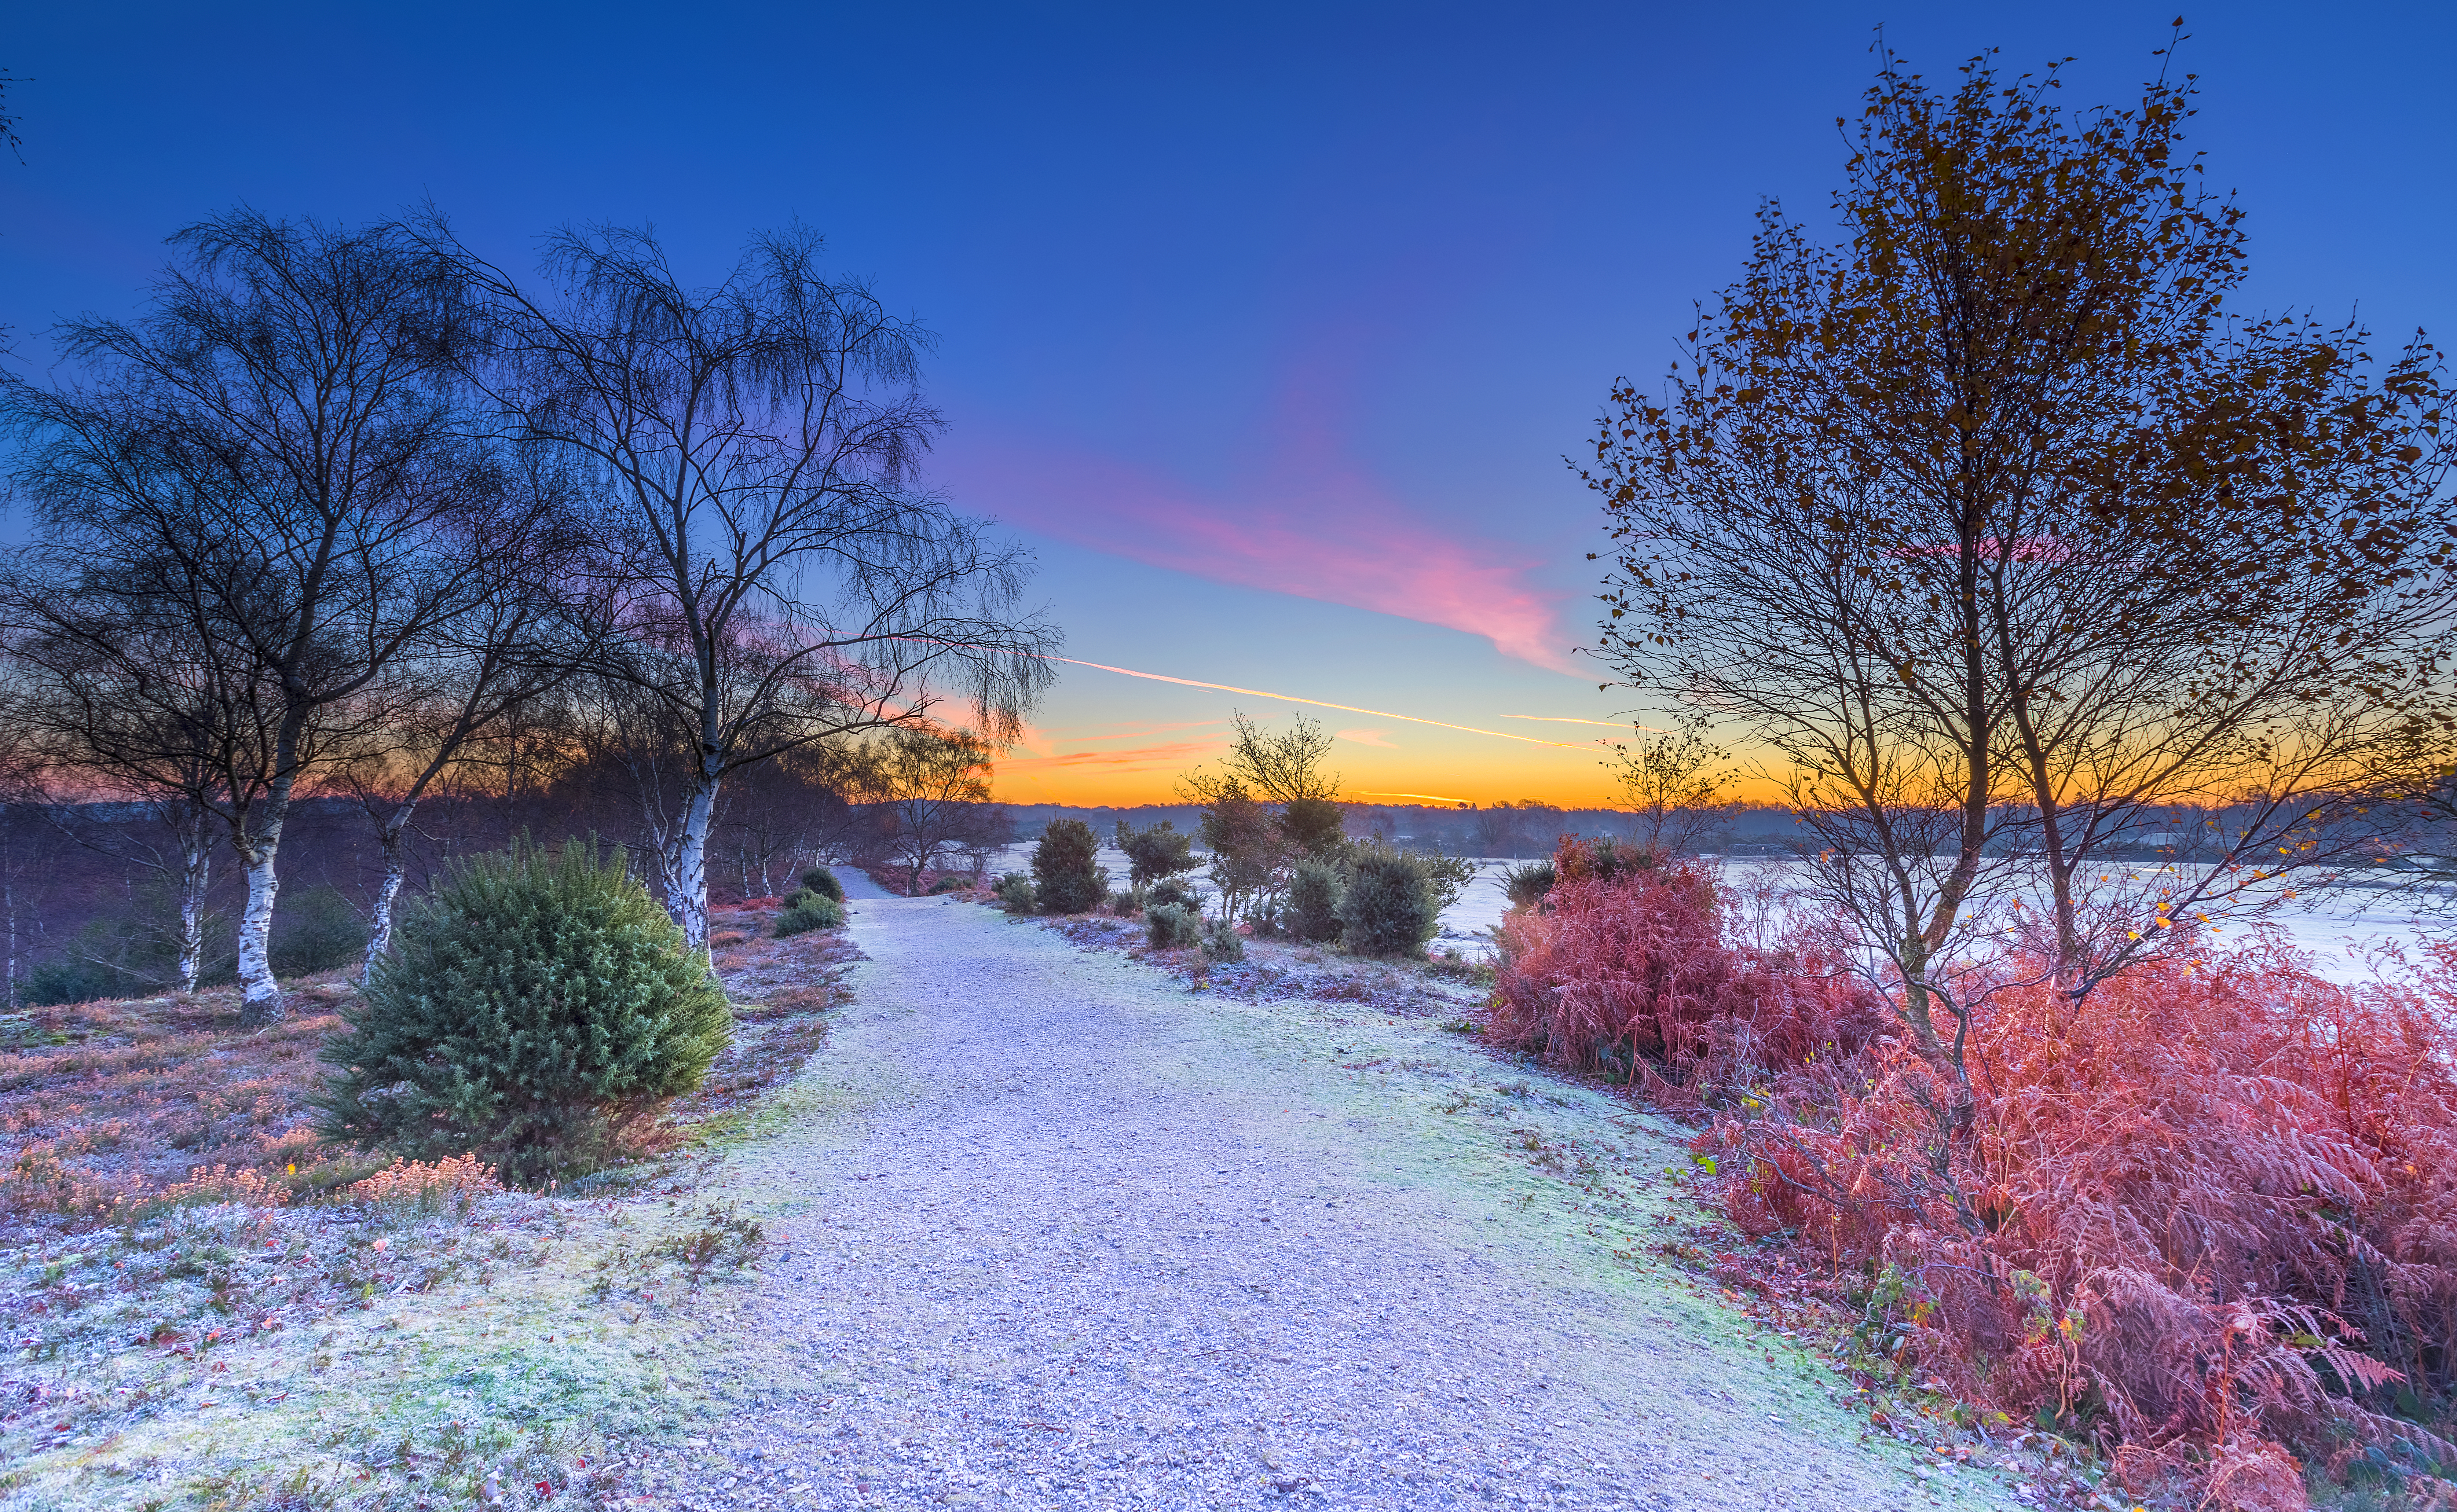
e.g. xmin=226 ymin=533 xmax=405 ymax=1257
xmin=1352 ymin=789 xmax=1475 ymax=805
xmin=1044 ymin=655 xmax=1598 ymax=750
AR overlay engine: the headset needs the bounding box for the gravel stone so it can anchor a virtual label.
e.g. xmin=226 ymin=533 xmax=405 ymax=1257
xmin=642 ymin=878 xmax=2009 ymax=1510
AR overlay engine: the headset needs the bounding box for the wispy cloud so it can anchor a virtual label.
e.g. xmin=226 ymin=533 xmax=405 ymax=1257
xmin=995 ymin=738 xmax=1226 ymax=775
xmin=942 ymin=439 xmax=1577 ymax=672
xmin=1336 ymin=727 xmax=1396 ymax=748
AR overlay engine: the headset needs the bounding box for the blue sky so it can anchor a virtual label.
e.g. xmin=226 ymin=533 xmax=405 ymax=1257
xmin=4 ymin=3 xmax=2451 ymax=803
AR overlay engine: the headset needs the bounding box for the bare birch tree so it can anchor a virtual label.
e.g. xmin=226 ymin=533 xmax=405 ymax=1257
xmin=1 ymin=210 xmax=525 ymax=1023
xmin=421 ymin=219 xmax=1058 ymax=945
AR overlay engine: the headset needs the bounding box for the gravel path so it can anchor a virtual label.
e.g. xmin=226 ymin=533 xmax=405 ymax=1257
xmin=643 ymin=881 xmax=2010 ymax=1511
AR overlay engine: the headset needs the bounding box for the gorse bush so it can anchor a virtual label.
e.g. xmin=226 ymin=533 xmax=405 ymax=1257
xmin=1032 ymin=819 xmax=1107 ymax=914
xmin=1503 ymin=860 xmax=1556 ymax=910
xmin=1145 ymin=876 xmax=1198 ymax=912
xmin=1336 ymin=845 xmax=1441 ymax=958
xmin=798 ymin=866 xmax=846 ymax=904
xmin=1286 ymin=859 xmax=1343 ymax=944
xmin=1145 ymin=902 xmax=1201 ymax=950
xmin=1114 ymin=819 xmax=1197 ymax=888
xmin=994 ymin=872 xmax=1036 ymax=914
xmin=1201 ymin=916 xmax=1246 ymax=964
xmin=315 ymin=839 xmax=732 ymax=1185
xmin=774 ymin=889 xmax=844 ymax=936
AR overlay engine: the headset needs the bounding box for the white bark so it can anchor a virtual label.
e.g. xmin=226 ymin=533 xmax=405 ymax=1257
xmin=671 ymin=775 xmax=718 ymax=948
xmin=363 ymin=834 xmax=409 ymax=981
xmin=176 ymin=841 xmax=210 ymax=995
xmin=236 ymin=848 xmax=283 ymax=1025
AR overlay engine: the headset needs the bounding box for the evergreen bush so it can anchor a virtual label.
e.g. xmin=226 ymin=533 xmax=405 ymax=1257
xmin=1338 ymin=845 xmax=1441 ymax=958
xmin=1287 ymin=859 xmax=1345 ymax=943
xmin=1504 ymin=860 xmax=1557 ymax=910
xmin=798 ymin=866 xmax=847 ymax=903
xmin=994 ymin=873 xmax=1037 ymax=914
xmin=1146 ymin=876 xmax=1198 ymax=912
xmin=1145 ymin=903 xmax=1201 ymax=949
xmin=1114 ymin=819 xmax=1198 ymax=888
xmin=315 ymin=839 xmax=732 ymax=1184
xmin=1201 ymin=916 xmax=1247 ymax=963
xmin=775 ymin=889 xmax=845 ymax=935
xmin=1031 ymin=819 xmax=1108 ymax=914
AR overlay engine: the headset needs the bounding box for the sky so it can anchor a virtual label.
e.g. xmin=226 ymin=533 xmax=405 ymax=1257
xmin=3 ymin=3 xmax=2453 ymax=807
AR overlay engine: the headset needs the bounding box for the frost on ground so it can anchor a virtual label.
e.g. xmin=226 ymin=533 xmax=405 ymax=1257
xmin=0 ymin=902 xmax=854 ymax=1512
xmin=637 ymin=891 xmax=2026 ymax=1511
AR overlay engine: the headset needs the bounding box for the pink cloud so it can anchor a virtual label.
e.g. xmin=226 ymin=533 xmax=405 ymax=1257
xmin=939 ymin=438 xmax=1577 ymax=673
xmin=1336 ymin=727 xmax=1396 ymax=748
xmin=996 ymin=738 xmax=1225 ymax=774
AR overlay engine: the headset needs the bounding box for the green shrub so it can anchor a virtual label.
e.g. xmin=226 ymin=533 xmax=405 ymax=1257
xmin=926 ymin=876 xmax=968 ymax=895
xmin=1114 ymin=819 xmax=1198 ymax=888
xmin=1146 ymin=876 xmax=1199 ymax=911
xmin=1201 ymin=916 xmax=1246 ymax=963
xmin=1108 ymin=886 xmax=1144 ymax=914
xmin=315 ymin=838 xmax=732 ymax=1184
xmin=1504 ymin=860 xmax=1557 ymax=910
xmin=1338 ymin=845 xmax=1441 ymax=958
xmin=270 ymin=884 xmax=370 ymax=977
xmin=775 ymin=889 xmax=845 ymax=935
xmin=1279 ymin=797 xmax=1348 ymax=859
xmin=1032 ymin=819 xmax=1108 ymax=914
xmin=994 ymin=872 xmax=1037 ymax=914
xmin=1146 ymin=902 xmax=1201 ymax=949
xmin=1287 ymin=859 xmax=1344 ymax=943
xmin=798 ymin=866 xmax=846 ymax=903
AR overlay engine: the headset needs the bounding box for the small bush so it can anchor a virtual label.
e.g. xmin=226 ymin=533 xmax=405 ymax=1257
xmin=1146 ymin=903 xmax=1201 ymax=949
xmin=1107 ymin=887 xmax=1144 ymax=914
xmin=925 ymin=876 xmax=967 ymax=895
xmin=270 ymin=884 xmax=370 ymax=977
xmin=1114 ymin=819 xmax=1197 ymax=888
xmin=1146 ymin=876 xmax=1198 ymax=912
xmin=1201 ymin=916 xmax=1246 ymax=963
xmin=1287 ymin=859 xmax=1344 ymax=943
xmin=775 ymin=889 xmax=845 ymax=936
xmin=1032 ymin=819 xmax=1108 ymax=914
xmin=1503 ymin=860 xmax=1556 ymax=910
xmin=315 ymin=838 xmax=732 ymax=1185
xmin=994 ymin=872 xmax=1037 ymax=914
xmin=1337 ymin=846 xmax=1440 ymax=958
xmin=798 ymin=867 xmax=847 ymax=903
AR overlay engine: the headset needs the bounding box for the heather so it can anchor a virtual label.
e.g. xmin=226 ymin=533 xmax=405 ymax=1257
xmin=1494 ymin=841 xmax=2457 ymax=1505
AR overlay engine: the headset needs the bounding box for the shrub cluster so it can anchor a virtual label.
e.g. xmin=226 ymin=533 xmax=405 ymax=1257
xmin=1146 ymin=902 xmax=1201 ymax=950
xmin=1286 ymin=859 xmax=1344 ymax=944
xmin=1201 ymin=916 xmax=1246 ymax=963
xmin=316 ymin=839 xmax=732 ymax=1184
xmin=994 ymin=872 xmax=1036 ymax=914
xmin=1032 ymin=819 xmax=1108 ymax=914
xmin=1494 ymin=836 xmax=2457 ymax=1501
xmin=1336 ymin=845 xmax=1441 ymax=958
xmin=798 ymin=866 xmax=847 ymax=904
xmin=1145 ymin=876 xmax=1198 ymax=912
xmin=774 ymin=887 xmax=845 ymax=936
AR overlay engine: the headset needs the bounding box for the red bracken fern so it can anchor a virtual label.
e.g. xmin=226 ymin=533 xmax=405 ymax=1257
xmin=1495 ymin=839 xmax=2457 ymax=1505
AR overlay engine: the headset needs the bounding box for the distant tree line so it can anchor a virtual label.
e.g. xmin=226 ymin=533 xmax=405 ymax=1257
xmin=0 ymin=209 xmax=1056 ymax=1021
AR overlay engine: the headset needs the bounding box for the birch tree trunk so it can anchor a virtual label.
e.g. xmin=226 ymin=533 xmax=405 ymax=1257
xmin=234 ymin=841 xmax=283 ymax=1025
xmin=670 ymin=774 xmax=718 ymax=949
xmin=362 ymin=807 xmax=415 ymax=980
xmin=175 ymin=838 xmax=210 ymax=995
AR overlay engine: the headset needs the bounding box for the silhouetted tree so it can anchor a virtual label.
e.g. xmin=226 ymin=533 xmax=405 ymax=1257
xmin=3 ymin=210 xmax=533 ymax=1023
xmin=421 ymin=218 xmax=1058 ymax=946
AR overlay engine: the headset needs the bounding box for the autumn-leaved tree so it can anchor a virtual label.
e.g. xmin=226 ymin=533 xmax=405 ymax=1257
xmin=1585 ymin=37 xmax=2456 ymax=1165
